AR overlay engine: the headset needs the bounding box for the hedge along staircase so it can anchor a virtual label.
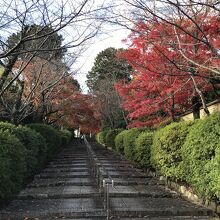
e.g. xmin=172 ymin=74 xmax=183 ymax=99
xmin=0 ymin=139 xmax=217 ymax=220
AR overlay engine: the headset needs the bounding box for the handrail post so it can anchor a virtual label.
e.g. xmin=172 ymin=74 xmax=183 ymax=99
xmin=106 ymin=183 xmax=110 ymax=220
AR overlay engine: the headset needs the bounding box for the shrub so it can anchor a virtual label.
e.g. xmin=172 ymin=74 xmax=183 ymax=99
xmin=95 ymin=132 xmax=101 ymax=143
xmin=134 ymin=131 xmax=154 ymax=168
xmin=0 ymin=130 xmax=26 ymax=205
xmin=0 ymin=121 xmax=15 ymax=131
xmin=59 ymin=129 xmax=72 ymax=145
xmin=100 ymin=129 xmax=110 ymax=145
xmin=151 ymin=121 xmax=193 ymax=180
xmin=181 ymin=113 xmax=220 ymax=200
xmin=123 ymin=128 xmax=141 ymax=161
xmin=0 ymin=122 xmax=47 ymax=175
xmin=106 ymin=129 xmax=123 ymax=149
xmin=13 ymin=126 xmax=47 ymax=177
xmin=95 ymin=129 xmax=110 ymax=146
xmin=115 ymin=129 xmax=129 ymax=154
xmin=28 ymin=123 xmax=61 ymax=158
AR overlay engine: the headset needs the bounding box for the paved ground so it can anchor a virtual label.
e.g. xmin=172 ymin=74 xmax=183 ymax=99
xmin=0 ymin=139 xmax=217 ymax=220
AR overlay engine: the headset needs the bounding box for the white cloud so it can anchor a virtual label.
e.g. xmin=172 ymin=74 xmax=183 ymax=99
xmin=73 ymin=27 xmax=130 ymax=93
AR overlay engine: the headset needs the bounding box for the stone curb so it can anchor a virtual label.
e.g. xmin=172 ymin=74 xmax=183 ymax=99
xmin=163 ymin=177 xmax=220 ymax=217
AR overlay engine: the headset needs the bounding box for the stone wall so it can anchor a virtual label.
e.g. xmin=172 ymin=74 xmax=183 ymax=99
xmin=181 ymin=99 xmax=220 ymax=121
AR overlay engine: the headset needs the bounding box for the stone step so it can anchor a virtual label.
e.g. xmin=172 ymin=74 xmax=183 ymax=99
xmin=28 ymin=178 xmax=97 ymax=188
xmin=18 ymin=185 xmax=99 ymax=198
xmin=105 ymin=167 xmax=143 ymax=171
xmin=0 ymin=198 xmax=105 ymax=217
xmin=98 ymin=162 xmax=132 ymax=166
xmin=34 ymin=173 xmax=90 ymax=179
xmin=107 ymin=185 xmax=177 ymax=198
xmin=47 ymin=164 xmax=89 ymax=168
xmin=99 ymin=164 xmax=135 ymax=168
xmin=0 ymin=198 xmax=105 ymax=219
xmin=42 ymin=168 xmax=89 ymax=173
xmin=49 ymin=160 xmax=88 ymax=165
xmin=102 ymin=174 xmax=151 ymax=178
xmin=0 ymin=210 xmax=107 ymax=219
xmin=111 ymin=178 xmax=164 ymax=186
xmin=50 ymin=158 xmax=89 ymax=164
xmin=109 ymin=197 xmax=214 ymax=217
xmin=27 ymin=178 xmax=163 ymax=188
xmin=17 ymin=192 xmax=101 ymax=199
xmin=102 ymin=170 xmax=151 ymax=176
xmin=46 ymin=217 xmax=214 ymax=220
xmin=18 ymin=185 xmax=175 ymax=200
xmin=57 ymin=155 xmax=87 ymax=158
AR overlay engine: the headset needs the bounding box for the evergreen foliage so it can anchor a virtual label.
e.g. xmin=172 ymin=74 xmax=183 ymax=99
xmin=106 ymin=128 xmax=123 ymax=149
xmin=181 ymin=113 xmax=220 ymax=199
xmin=27 ymin=123 xmax=62 ymax=158
xmin=115 ymin=129 xmax=129 ymax=154
xmin=151 ymin=121 xmax=193 ymax=180
xmin=0 ymin=130 xmax=26 ymax=205
xmin=134 ymin=131 xmax=154 ymax=168
xmin=123 ymin=128 xmax=141 ymax=161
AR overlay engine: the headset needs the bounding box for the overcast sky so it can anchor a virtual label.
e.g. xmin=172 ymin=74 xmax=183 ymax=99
xmin=73 ymin=26 xmax=130 ymax=93
xmin=70 ymin=0 xmax=133 ymax=93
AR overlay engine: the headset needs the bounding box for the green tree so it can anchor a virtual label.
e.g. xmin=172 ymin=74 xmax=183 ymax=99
xmin=86 ymin=47 xmax=130 ymax=91
xmin=86 ymin=47 xmax=131 ymax=129
xmin=7 ymin=25 xmax=66 ymax=61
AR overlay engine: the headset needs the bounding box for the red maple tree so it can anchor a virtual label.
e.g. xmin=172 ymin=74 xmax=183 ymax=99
xmin=115 ymin=14 xmax=220 ymax=128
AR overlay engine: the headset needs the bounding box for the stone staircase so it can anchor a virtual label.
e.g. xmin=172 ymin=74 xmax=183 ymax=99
xmin=0 ymin=140 xmax=217 ymax=220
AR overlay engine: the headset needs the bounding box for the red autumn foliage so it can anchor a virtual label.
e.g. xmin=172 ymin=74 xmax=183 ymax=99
xmin=115 ymin=15 xmax=220 ymax=128
xmin=12 ymin=59 xmax=100 ymax=132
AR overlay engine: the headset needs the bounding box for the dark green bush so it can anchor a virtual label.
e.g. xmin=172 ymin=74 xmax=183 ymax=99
xmin=59 ymin=129 xmax=72 ymax=145
xmin=13 ymin=126 xmax=47 ymax=177
xmin=101 ymin=129 xmax=110 ymax=145
xmin=106 ymin=129 xmax=123 ymax=149
xmin=95 ymin=132 xmax=101 ymax=143
xmin=0 ymin=130 xmax=26 ymax=205
xmin=0 ymin=121 xmax=15 ymax=131
xmin=95 ymin=129 xmax=110 ymax=146
xmin=115 ymin=129 xmax=129 ymax=154
xmin=151 ymin=121 xmax=193 ymax=180
xmin=28 ymin=123 xmax=61 ymax=158
xmin=134 ymin=131 xmax=154 ymax=168
xmin=181 ymin=113 xmax=220 ymax=199
xmin=0 ymin=122 xmax=47 ymax=175
xmin=123 ymin=128 xmax=141 ymax=161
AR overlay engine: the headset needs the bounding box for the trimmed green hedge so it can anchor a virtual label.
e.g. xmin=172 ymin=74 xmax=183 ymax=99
xmin=28 ymin=123 xmax=62 ymax=158
xmin=181 ymin=113 xmax=220 ymax=199
xmin=95 ymin=132 xmax=101 ymax=143
xmin=0 ymin=130 xmax=26 ymax=204
xmin=106 ymin=129 xmax=123 ymax=149
xmin=123 ymin=128 xmax=141 ymax=161
xmin=96 ymin=113 xmax=220 ymax=202
xmin=115 ymin=129 xmax=129 ymax=154
xmin=151 ymin=121 xmax=193 ymax=180
xmin=96 ymin=129 xmax=110 ymax=146
xmin=134 ymin=131 xmax=154 ymax=168
xmin=0 ymin=121 xmax=72 ymax=207
xmin=59 ymin=129 xmax=72 ymax=145
xmin=0 ymin=122 xmax=15 ymax=130
xmin=14 ymin=126 xmax=47 ymax=177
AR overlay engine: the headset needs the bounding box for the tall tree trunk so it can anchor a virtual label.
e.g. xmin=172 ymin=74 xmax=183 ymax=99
xmin=191 ymin=95 xmax=201 ymax=119
xmin=190 ymin=75 xmax=210 ymax=115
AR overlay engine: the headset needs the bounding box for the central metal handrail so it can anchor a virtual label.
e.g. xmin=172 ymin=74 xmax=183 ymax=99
xmin=84 ymin=136 xmax=114 ymax=220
